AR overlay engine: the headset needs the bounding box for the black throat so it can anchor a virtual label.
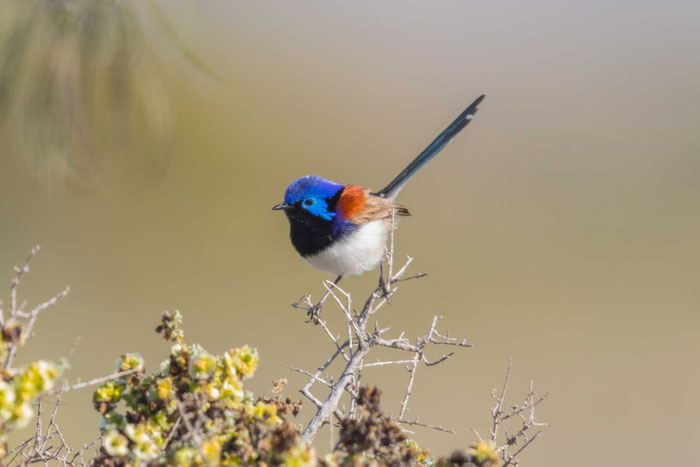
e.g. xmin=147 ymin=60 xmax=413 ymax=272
xmin=286 ymin=210 xmax=340 ymax=257
xmin=284 ymin=190 xmax=351 ymax=257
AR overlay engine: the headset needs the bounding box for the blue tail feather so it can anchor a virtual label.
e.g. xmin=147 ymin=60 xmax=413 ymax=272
xmin=375 ymin=94 xmax=485 ymax=199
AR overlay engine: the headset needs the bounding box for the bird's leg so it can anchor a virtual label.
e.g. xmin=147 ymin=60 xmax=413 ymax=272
xmin=378 ymin=261 xmax=392 ymax=299
xmin=307 ymin=275 xmax=343 ymax=324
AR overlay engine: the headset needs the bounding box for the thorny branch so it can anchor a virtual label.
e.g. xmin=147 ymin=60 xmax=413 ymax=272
xmin=2 ymin=246 xmax=70 ymax=370
xmin=291 ymin=213 xmax=471 ymax=443
xmin=6 ymin=394 xmax=100 ymax=466
xmin=49 ymin=368 xmax=140 ymax=395
xmin=486 ymin=359 xmax=549 ymax=466
xmin=0 ymin=233 xmax=548 ymax=464
xmin=397 ymin=418 xmax=456 ymax=434
xmin=177 ymin=397 xmax=211 ymax=467
xmin=1 ymin=247 xmax=143 ymax=465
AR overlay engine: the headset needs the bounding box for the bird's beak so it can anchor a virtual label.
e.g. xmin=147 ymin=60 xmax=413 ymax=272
xmin=272 ymin=202 xmax=293 ymax=211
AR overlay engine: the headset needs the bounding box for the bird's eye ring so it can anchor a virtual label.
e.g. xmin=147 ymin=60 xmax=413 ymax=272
xmin=303 ymin=199 xmax=313 ymax=207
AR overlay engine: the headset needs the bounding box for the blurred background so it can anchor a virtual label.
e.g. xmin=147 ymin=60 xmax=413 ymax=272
xmin=1 ymin=0 xmax=699 ymax=465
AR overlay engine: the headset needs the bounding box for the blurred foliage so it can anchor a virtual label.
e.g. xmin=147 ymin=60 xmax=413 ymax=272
xmin=332 ymin=386 xmax=431 ymax=466
xmin=332 ymin=386 xmax=500 ymax=467
xmin=0 ymin=322 xmax=61 ymax=457
xmin=0 ymin=249 xmax=531 ymax=465
xmin=93 ymin=310 xmax=311 ymax=465
xmin=0 ymin=0 xmax=210 ymax=191
xmin=91 ymin=311 xmax=503 ymax=467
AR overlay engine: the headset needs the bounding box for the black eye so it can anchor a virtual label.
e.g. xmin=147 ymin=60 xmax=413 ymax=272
xmin=303 ymin=199 xmax=313 ymax=207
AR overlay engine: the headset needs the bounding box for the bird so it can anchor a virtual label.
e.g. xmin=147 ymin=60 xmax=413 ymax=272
xmin=273 ymin=94 xmax=485 ymax=284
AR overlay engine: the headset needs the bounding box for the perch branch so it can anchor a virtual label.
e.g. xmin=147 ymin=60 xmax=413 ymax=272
xmin=292 ymin=213 xmax=469 ymax=442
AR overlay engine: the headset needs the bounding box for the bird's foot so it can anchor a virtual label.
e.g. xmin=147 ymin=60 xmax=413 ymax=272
xmin=292 ymin=294 xmax=322 ymax=324
xmin=378 ymin=275 xmax=392 ymax=300
xmin=305 ymin=303 xmax=322 ymax=324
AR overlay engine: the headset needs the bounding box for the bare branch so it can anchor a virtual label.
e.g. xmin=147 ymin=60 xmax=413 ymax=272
xmin=359 ymin=359 xmax=417 ymax=368
xmin=10 ymin=245 xmax=41 ymax=319
xmin=50 ymin=368 xmax=139 ymax=395
xmin=478 ymin=360 xmax=549 ymax=465
xmin=25 ymin=286 xmax=71 ymax=338
xmin=177 ymin=398 xmax=211 ymax=467
xmin=288 ymin=366 xmax=334 ymax=388
xmin=290 ymin=218 xmax=470 ymax=443
xmin=397 ymin=418 xmax=455 ymax=434
xmin=503 ymin=431 xmax=543 ymax=467
xmin=398 ymin=352 xmax=421 ymax=420
xmin=491 ymin=357 xmax=512 ymax=442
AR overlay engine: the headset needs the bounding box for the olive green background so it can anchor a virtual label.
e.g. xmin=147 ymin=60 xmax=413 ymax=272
xmin=1 ymin=1 xmax=699 ymax=465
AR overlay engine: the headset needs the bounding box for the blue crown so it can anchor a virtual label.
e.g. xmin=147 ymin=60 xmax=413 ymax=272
xmin=284 ymin=175 xmax=344 ymax=205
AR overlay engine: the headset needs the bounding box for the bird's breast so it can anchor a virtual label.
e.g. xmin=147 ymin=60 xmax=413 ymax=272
xmin=303 ymin=220 xmax=388 ymax=276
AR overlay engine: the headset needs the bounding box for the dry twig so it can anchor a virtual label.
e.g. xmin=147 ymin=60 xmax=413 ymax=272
xmin=291 ymin=214 xmax=470 ymax=442
xmin=7 ymin=394 xmax=100 ymax=466
xmin=486 ymin=359 xmax=549 ymax=466
xmin=2 ymin=247 xmax=141 ymax=465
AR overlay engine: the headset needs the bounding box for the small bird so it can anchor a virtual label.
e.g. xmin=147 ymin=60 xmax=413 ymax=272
xmin=274 ymin=94 xmax=485 ymax=282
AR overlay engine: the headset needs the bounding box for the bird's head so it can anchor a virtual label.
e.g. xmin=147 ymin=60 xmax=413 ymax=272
xmin=273 ymin=175 xmax=345 ymax=224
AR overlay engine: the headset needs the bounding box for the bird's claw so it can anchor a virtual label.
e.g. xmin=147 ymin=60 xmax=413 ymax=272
xmin=379 ymin=274 xmax=393 ymax=299
xmin=305 ymin=304 xmax=322 ymax=324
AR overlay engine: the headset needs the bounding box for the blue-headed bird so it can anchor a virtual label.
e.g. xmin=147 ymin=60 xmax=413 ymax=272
xmin=274 ymin=95 xmax=485 ymax=283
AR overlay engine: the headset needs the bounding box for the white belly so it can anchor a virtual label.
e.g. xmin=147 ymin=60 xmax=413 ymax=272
xmin=304 ymin=220 xmax=387 ymax=276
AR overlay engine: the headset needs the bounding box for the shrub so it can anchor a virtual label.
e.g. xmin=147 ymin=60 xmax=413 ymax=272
xmin=2 ymin=246 xmax=547 ymax=466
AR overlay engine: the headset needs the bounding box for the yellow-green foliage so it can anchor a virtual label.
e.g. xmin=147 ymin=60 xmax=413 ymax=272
xmin=468 ymin=441 xmax=500 ymax=466
xmin=0 ymin=320 xmax=61 ymax=451
xmin=92 ymin=311 xmax=507 ymax=467
xmin=93 ymin=311 xmax=307 ymax=465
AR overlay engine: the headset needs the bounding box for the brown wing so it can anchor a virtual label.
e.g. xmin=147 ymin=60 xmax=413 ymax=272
xmin=352 ymin=190 xmax=411 ymax=226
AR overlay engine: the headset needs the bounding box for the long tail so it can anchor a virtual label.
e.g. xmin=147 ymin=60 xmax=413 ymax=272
xmin=374 ymin=94 xmax=485 ymax=199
